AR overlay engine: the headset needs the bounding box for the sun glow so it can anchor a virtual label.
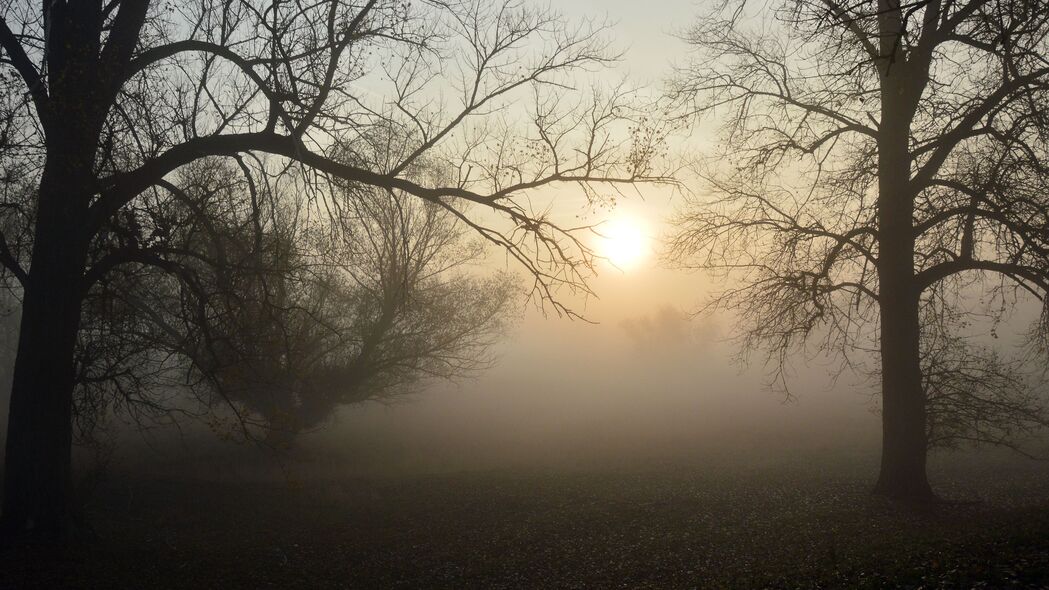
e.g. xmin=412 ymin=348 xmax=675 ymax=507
xmin=597 ymin=216 xmax=648 ymax=269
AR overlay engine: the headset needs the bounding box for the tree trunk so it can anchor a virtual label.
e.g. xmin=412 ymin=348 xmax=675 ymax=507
xmin=872 ymin=45 xmax=934 ymax=501
xmin=873 ymin=272 xmax=932 ymax=501
xmin=1 ymin=168 xmax=92 ymax=539
xmin=0 ymin=2 xmax=113 ymax=538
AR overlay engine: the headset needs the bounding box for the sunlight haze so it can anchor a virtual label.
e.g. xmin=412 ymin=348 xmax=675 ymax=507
xmin=5 ymin=0 xmax=1049 ymax=585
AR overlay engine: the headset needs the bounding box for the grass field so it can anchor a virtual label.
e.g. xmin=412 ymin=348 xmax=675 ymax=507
xmin=3 ymin=451 xmax=1049 ymax=589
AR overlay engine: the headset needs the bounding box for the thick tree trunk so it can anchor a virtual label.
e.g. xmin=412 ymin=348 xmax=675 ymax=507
xmin=0 ymin=3 xmax=114 ymax=538
xmin=872 ymin=40 xmax=934 ymax=501
xmin=873 ymin=273 xmax=932 ymax=501
xmin=0 ymin=167 xmax=91 ymax=539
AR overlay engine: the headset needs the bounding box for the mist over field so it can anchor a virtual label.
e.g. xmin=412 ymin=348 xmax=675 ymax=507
xmin=75 ymin=261 xmax=875 ymax=480
xmin=5 ymin=0 xmax=1049 ymax=588
xmin=93 ymin=236 xmax=1046 ymax=484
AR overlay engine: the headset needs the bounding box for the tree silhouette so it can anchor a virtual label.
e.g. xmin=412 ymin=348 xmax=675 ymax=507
xmin=670 ymin=0 xmax=1049 ymax=501
xmin=0 ymin=0 xmax=670 ymax=537
xmin=63 ymin=156 xmax=514 ymax=449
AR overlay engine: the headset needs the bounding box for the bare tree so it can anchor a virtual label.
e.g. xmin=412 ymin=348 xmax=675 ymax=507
xmin=669 ymin=0 xmax=1049 ymax=501
xmin=62 ymin=155 xmax=515 ymax=450
xmin=181 ymin=159 xmax=516 ymax=446
xmin=0 ymin=0 xmax=671 ymax=537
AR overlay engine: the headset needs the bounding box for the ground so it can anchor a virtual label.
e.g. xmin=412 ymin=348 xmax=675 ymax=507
xmin=3 ymin=452 xmax=1049 ymax=589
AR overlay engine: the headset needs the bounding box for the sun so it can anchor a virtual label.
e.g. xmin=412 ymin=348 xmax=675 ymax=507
xmin=596 ymin=216 xmax=648 ymax=269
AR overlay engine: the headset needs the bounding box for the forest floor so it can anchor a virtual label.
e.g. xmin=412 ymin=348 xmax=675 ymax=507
xmin=3 ymin=452 xmax=1049 ymax=589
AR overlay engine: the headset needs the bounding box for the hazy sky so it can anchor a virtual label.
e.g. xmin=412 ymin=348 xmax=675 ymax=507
xmin=561 ymin=0 xmax=698 ymax=79
xmin=235 ymin=1 xmax=893 ymax=479
xmin=114 ymin=1 xmax=891 ymax=479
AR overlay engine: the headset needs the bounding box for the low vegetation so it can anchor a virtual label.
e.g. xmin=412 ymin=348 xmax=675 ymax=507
xmin=4 ymin=452 xmax=1049 ymax=589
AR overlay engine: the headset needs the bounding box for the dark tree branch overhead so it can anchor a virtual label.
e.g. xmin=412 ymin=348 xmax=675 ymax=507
xmin=0 ymin=228 xmax=27 ymax=286
xmin=0 ymin=20 xmax=48 ymax=123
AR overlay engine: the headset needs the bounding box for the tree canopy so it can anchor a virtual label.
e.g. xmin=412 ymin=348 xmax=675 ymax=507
xmin=669 ymin=0 xmax=1049 ymax=497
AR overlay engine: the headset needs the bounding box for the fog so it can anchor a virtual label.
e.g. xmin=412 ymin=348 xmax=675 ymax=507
xmin=95 ymin=240 xmax=889 ymax=484
xmin=8 ymin=1 xmax=1049 ymax=586
xmin=83 ymin=193 xmax=1041 ymax=482
xmin=309 ymin=303 xmax=881 ymax=477
xmin=0 ymin=0 xmax=895 ymax=487
xmin=1 ymin=0 xmax=1041 ymax=490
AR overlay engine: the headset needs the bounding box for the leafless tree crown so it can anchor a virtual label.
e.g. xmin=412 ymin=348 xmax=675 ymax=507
xmin=668 ymin=0 xmax=1049 ymax=449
